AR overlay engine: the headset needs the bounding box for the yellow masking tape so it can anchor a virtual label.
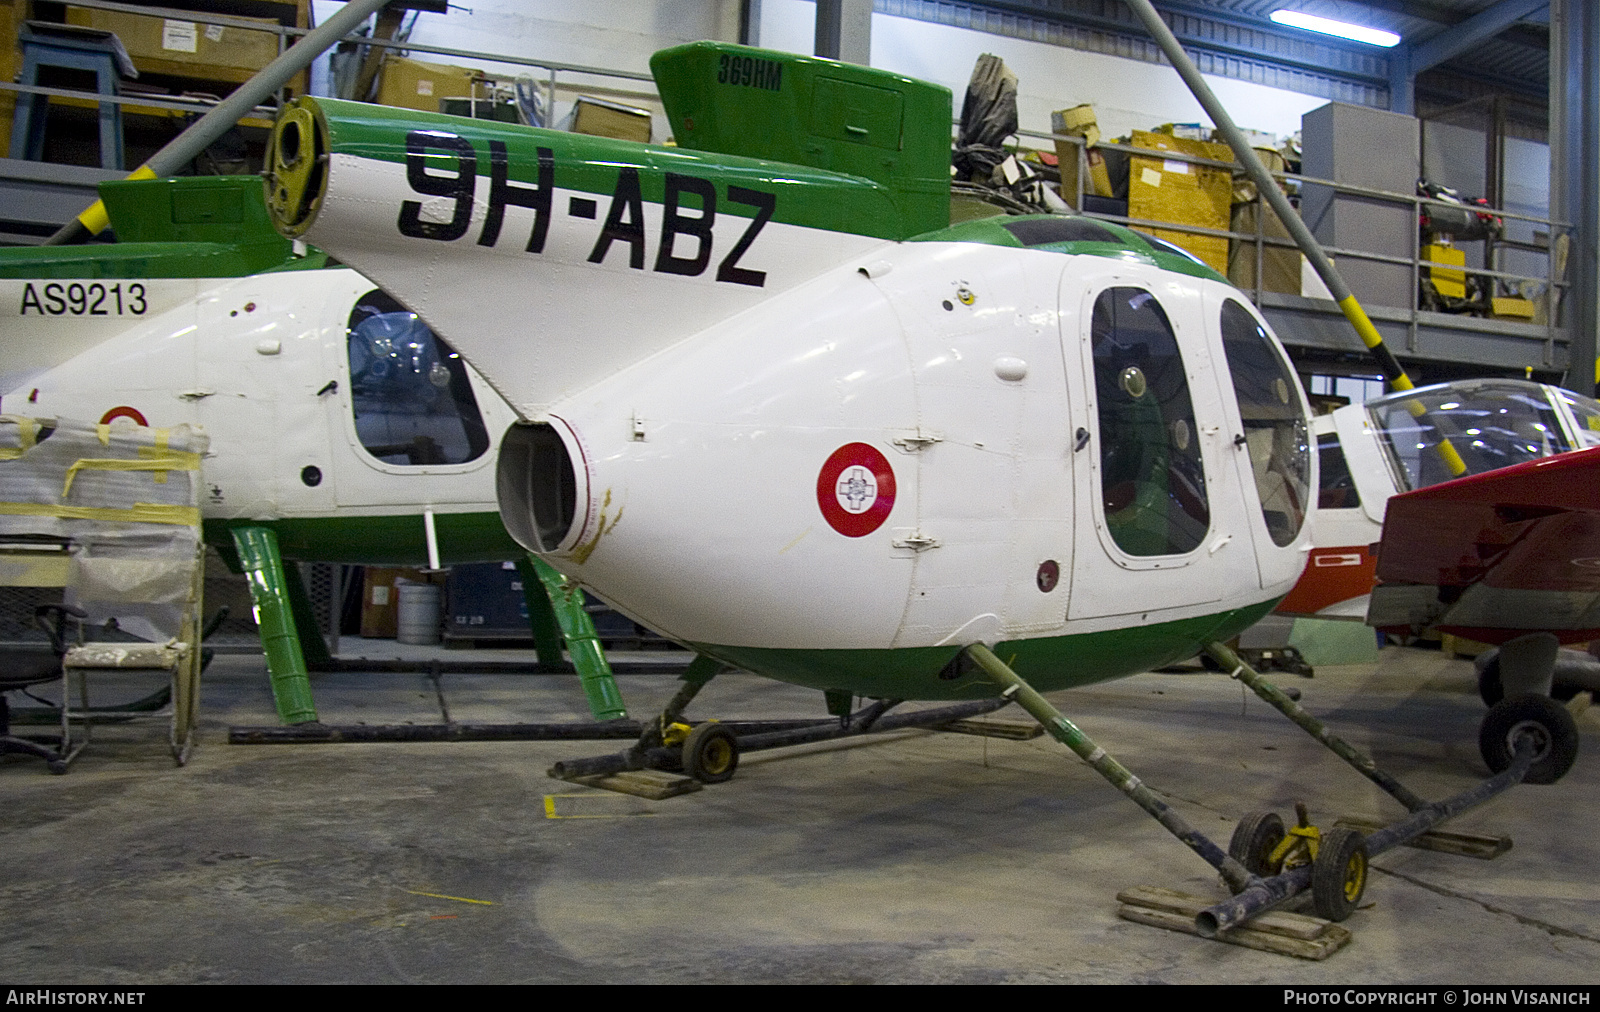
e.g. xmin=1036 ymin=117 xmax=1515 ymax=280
xmin=62 ymin=453 xmax=201 ymax=497
xmin=0 ymin=501 xmax=200 ymax=526
xmin=76 ymin=165 xmax=158 ymax=234
xmin=0 ymin=416 xmax=39 ymax=461
xmin=140 ymin=433 xmax=179 ymax=484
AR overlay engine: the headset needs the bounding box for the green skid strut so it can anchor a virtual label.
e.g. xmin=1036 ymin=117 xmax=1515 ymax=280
xmin=522 ymin=555 xmax=628 ymax=721
xmin=231 ymin=526 xmax=319 ymax=725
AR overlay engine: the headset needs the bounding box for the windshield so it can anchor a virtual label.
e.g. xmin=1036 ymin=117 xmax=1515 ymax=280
xmin=1557 ymin=390 xmax=1600 ymax=449
xmin=1365 ymin=380 xmax=1570 ymax=491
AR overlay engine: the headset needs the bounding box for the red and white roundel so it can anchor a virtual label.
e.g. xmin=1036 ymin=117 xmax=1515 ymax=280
xmin=816 ymin=442 xmax=896 ymax=537
xmin=99 ymin=406 xmax=148 ymax=427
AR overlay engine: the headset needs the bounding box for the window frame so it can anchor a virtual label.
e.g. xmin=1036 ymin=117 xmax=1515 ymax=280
xmin=339 ymin=288 xmax=494 ymax=476
xmin=1081 ymin=280 xmax=1213 ymax=568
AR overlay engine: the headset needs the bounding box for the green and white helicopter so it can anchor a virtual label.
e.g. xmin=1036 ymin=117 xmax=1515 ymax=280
xmin=0 ymin=174 xmax=630 ymax=726
xmin=264 ymin=41 xmax=1314 ymax=702
xmin=259 ymin=32 xmax=1583 ymax=933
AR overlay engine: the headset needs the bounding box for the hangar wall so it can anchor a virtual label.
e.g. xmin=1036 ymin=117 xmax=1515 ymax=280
xmin=311 ymin=0 xmax=1329 ymax=145
xmin=756 ymin=0 xmax=1329 ymax=142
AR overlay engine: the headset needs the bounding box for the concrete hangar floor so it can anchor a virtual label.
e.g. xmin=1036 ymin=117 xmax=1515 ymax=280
xmin=3 ymin=642 xmax=1598 ymax=984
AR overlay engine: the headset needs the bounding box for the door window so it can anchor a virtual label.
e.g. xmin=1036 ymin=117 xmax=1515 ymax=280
xmin=1090 ymin=287 xmax=1210 ymax=556
xmin=1219 ymin=299 xmax=1310 ymax=546
xmin=346 ymin=290 xmax=490 ymax=466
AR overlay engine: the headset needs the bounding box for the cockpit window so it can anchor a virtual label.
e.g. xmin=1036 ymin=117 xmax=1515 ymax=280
xmin=1558 ymin=390 xmax=1600 ymax=449
xmin=1219 ymin=299 xmax=1309 ymax=546
xmin=1366 ymin=380 xmax=1570 ymax=491
xmin=1090 ymin=286 xmax=1209 ymax=556
xmin=347 ymin=289 xmax=489 ymax=467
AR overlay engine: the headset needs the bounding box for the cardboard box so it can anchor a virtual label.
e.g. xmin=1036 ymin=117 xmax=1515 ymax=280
xmin=1051 ymin=105 xmax=1112 ymax=209
xmin=375 ymin=56 xmax=481 ymax=113
xmin=1422 ymin=243 xmax=1467 ymax=300
xmin=1126 ymin=129 xmax=1233 ymax=273
xmin=569 ymin=97 xmax=652 ymax=143
xmin=1229 ymin=202 xmax=1301 ymax=295
xmin=360 ymin=567 xmax=440 ymax=639
xmin=66 ymin=6 xmax=281 ymax=79
xmin=1232 ymin=147 xmax=1288 ymax=204
xmin=0 ymin=0 xmax=22 ymax=154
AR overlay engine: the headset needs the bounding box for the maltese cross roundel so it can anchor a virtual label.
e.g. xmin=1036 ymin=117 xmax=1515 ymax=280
xmin=816 ymin=442 xmax=896 ymax=537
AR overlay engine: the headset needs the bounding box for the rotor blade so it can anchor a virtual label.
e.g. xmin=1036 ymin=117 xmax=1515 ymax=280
xmin=41 ymin=0 xmax=396 ymax=247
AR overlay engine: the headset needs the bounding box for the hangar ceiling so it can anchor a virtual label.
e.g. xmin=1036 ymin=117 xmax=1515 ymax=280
xmin=878 ymin=0 xmax=1550 ymax=128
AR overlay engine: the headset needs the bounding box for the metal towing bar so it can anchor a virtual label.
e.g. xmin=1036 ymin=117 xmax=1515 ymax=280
xmin=968 ymin=642 xmax=1542 ymax=937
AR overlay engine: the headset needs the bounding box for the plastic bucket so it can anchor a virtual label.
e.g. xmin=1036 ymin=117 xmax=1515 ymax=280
xmin=395 ymin=581 xmax=442 ymax=645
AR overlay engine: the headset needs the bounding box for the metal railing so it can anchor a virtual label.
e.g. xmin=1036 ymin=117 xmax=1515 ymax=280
xmin=1025 ymin=125 xmax=1568 ymax=364
xmin=9 ymin=3 xmax=1569 ymax=363
xmin=31 ymin=0 xmax=657 ymax=122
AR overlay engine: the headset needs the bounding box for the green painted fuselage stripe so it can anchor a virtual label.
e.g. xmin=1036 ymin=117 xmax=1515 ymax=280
xmin=908 ymin=215 xmax=1229 ymax=284
xmin=205 ymin=511 xmax=521 ymax=570
xmin=689 ymin=600 xmax=1277 ymax=699
xmin=0 ymin=243 xmax=330 ymax=281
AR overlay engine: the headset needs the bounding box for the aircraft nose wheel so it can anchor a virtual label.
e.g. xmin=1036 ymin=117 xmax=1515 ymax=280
xmin=1311 ymin=826 xmax=1368 ymax=922
xmin=1479 ymin=694 xmax=1579 ymax=785
xmin=682 ymin=723 xmax=739 ymax=783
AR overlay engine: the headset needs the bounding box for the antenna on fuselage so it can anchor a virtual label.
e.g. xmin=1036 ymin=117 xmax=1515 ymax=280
xmin=1121 ymin=0 xmax=1467 ymax=477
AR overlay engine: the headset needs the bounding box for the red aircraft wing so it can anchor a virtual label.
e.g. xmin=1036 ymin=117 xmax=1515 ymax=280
xmin=1367 ymin=446 xmax=1600 ymax=645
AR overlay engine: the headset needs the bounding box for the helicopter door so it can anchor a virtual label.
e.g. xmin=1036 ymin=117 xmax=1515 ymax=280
xmin=1209 ymin=294 xmax=1313 ymax=590
xmin=1063 ymin=271 xmax=1231 ymax=621
xmin=884 ymin=257 xmax=1072 ymax=648
xmin=192 ymin=273 xmax=336 ymax=519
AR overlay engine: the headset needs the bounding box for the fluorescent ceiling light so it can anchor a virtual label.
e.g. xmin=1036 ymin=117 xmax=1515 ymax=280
xmin=1270 ymin=9 xmax=1401 ymax=47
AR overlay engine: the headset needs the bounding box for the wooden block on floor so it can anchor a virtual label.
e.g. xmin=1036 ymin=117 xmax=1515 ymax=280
xmin=1118 ymin=903 xmax=1352 ymax=960
xmin=1334 ymin=816 xmax=1511 ymax=860
xmin=1117 ymin=885 xmax=1329 ymax=940
xmin=1117 ymin=886 xmax=1351 ymax=959
xmin=938 ymin=718 xmax=1043 ymax=741
xmin=569 ymin=769 xmax=703 ymax=800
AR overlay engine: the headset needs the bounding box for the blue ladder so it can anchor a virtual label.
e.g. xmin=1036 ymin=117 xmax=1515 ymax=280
xmin=9 ymin=25 xmax=128 ymax=171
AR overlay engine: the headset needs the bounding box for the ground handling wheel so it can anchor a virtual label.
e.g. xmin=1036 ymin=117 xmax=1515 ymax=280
xmin=1227 ymin=810 xmax=1286 ymax=877
xmin=1479 ymin=693 xmax=1579 ymax=785
xmin=682 ymin=723 xmax=739 ymax=784
xmin=1311 ymin=826 xmax=1368 ymax=922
